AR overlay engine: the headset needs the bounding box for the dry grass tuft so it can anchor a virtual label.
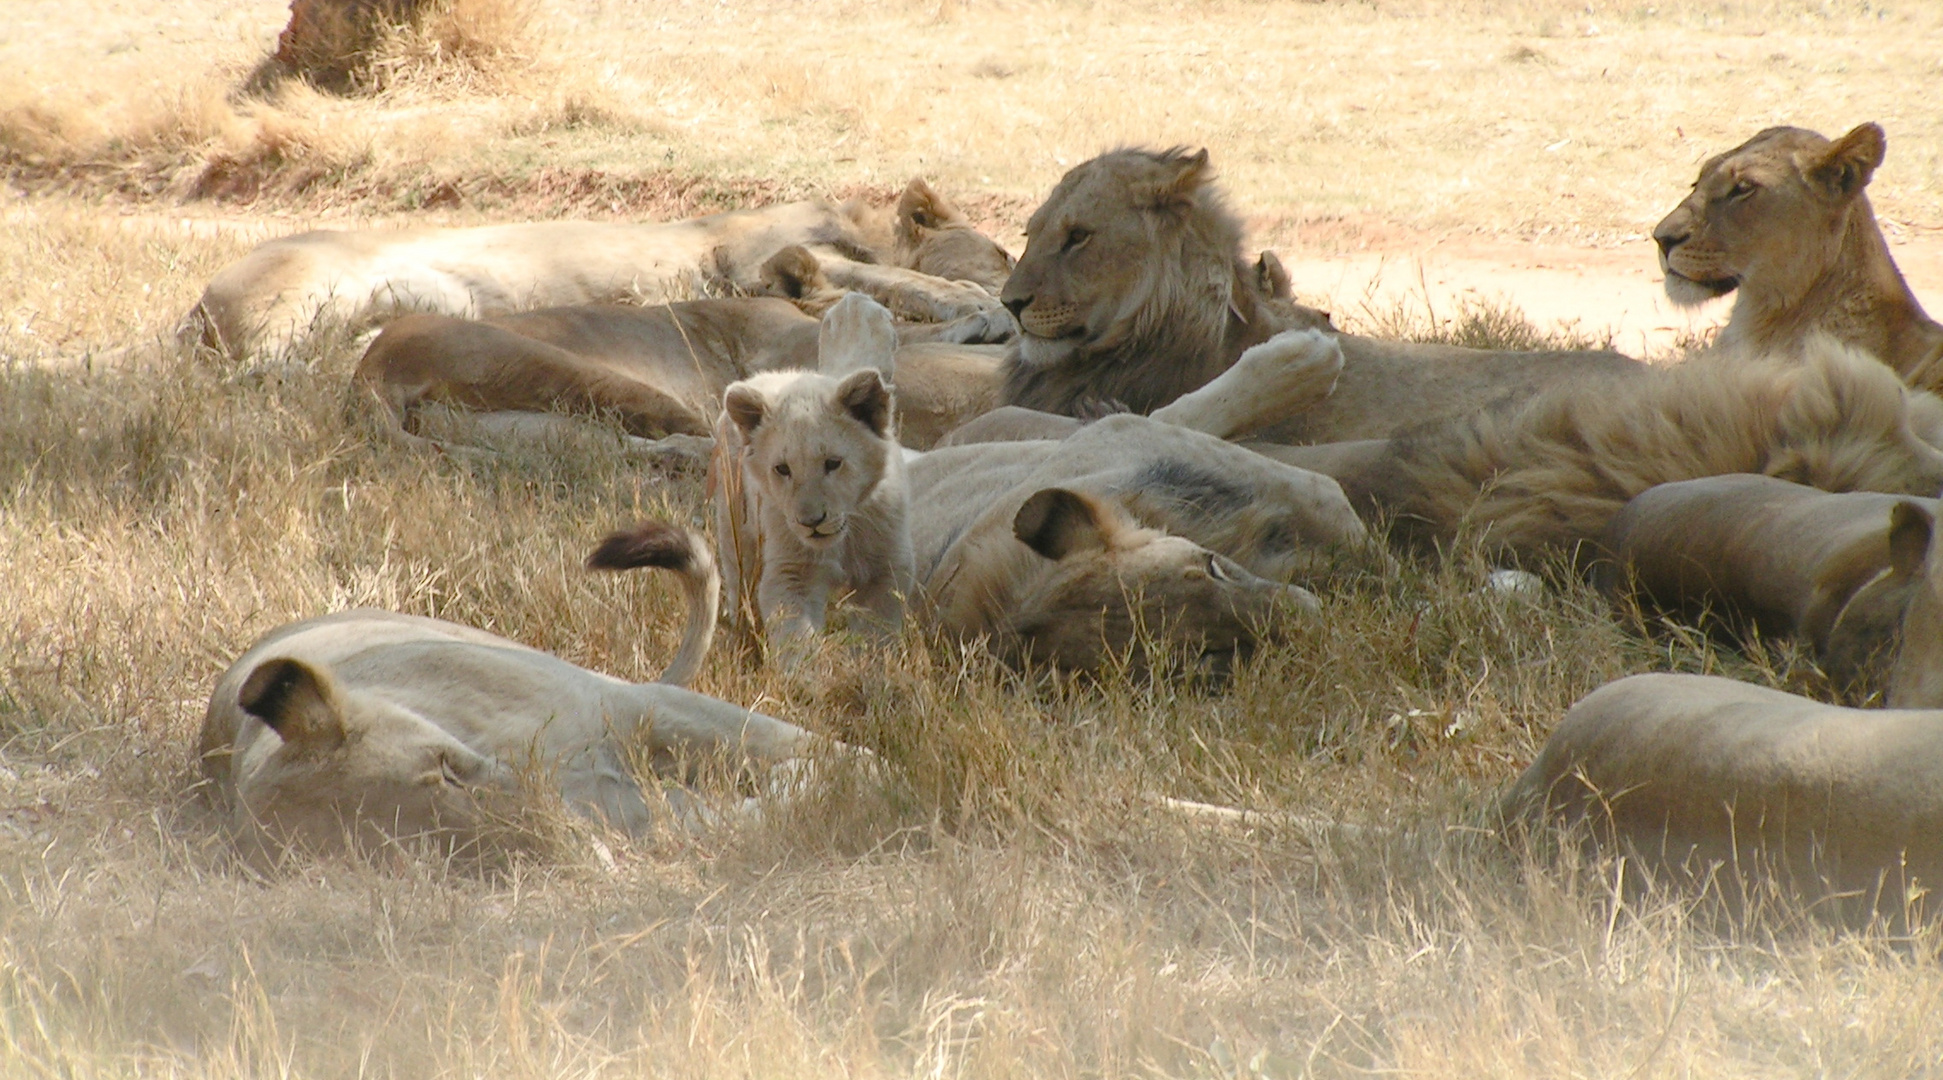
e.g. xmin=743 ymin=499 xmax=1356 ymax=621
xmin=249 ymin=0 xmax=545 ymax=97
xmin=0 ymin=78 xmax=377 ymax=205
xmin=1351 ymin=293 xmax=1616 ymax=353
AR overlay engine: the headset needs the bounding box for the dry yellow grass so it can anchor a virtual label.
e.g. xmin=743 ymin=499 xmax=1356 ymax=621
xmin=6 ymin=1 xmax=1943 ymax=1075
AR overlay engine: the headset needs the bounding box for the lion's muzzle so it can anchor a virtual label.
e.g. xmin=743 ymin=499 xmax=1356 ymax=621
xmin=1016 ymin=300 xmax=1082 ymax=340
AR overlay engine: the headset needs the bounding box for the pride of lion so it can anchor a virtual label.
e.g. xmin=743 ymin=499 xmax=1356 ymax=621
xmin=180 ymin=119 xmax=1943 ymax=916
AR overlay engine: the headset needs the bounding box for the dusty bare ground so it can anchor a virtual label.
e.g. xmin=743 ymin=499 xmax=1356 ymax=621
xmin=7 ymin=1 xmax=1943 ymax=1076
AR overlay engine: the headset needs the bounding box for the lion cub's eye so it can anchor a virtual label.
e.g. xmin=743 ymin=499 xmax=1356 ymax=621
xmin=824 ymin=457 xmax=842 ymax=474
xmin=1062 ymin=227 xmax=1092 ymax=253
xmin=774 ymin=462 xmax=791 ymax=478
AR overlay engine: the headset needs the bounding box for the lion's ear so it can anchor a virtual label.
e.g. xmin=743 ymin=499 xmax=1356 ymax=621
xmin=1889 ymin=499 xmax=1936 ymax=579
xmin=724 ymin=383 xmax=768 ymax=435
xmin=1148 ymin=147 xmax=1212 ymax=210
xmin=239 ymin=658 xmax=346 ymax=753
xmin=897 ymin=177 xmax=965 ymax=240
xmin=1013 ymin=488 xmax=1121 ymax=560
xmin=759 ymin=245 xmax=827 ymax=300
xmin=1254 ymin=250 xmax=1292 ymax=300
xmin=835 ymin=369 xmax=893 ymax=437
xmin=1809 ymin=122 xmax=1886 ymax=201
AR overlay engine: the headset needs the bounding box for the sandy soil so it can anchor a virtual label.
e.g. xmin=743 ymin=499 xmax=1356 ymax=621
xmin=1277 ymin=230 xmax=1943 ymax=358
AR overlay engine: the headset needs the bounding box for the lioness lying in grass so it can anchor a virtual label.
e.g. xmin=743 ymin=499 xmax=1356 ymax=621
xmin=197 ymin=523 xmax=831 ymax=866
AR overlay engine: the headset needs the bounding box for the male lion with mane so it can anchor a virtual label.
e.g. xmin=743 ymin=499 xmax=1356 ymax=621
xmin=992 ymin=147 xmax=1639 ymax=444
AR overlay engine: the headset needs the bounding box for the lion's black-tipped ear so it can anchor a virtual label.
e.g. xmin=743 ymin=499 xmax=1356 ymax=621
xmin=723 ymin=383 xmax=767 ymax=435
xmin=1254 ymin=250 xmax=1292 ymax=300
xmin=1809 ymin=122 xmax=1886 ymax=201
xmin=759 ymin=245 xmax=827 ymax=301
xmin=238 ymin=658 xmax=345 ymax=751
xmin=835 ymin=368 xmax=893 ymax=437
xmin=1148 ymin=147 xmax=1212 ymax=210
xmin=587 ymin=520 xmax=696 ymax=573
xmin=1889 ymin=499 xmax=1935 ymax=579
xmin=1013 ymin=488 xmax=1118 ymax=561
xmin=897 ymin=176 xmax=966 ymax=238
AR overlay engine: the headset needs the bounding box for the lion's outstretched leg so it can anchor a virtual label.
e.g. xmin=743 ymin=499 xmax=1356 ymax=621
xmin=1150 ymin=328 xmax=1345 ymax=439
xmin=818 ymin=293 xmax=899 ymax=379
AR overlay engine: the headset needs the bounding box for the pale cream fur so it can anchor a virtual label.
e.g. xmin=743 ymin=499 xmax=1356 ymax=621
xmin=905 ymin=392 xmax=1373 ymax=674
xmin=713 ymin=297 xmax=915 ymax=654
xmin=197 ymin=526 xmax=823 ymax=866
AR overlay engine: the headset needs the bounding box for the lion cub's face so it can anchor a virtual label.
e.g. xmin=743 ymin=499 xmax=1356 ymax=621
xmin=725 ymin=369 xmax=896 ymax=547
xmin=1653 ymin=123 xmax=1885 ymax=307
xmin=1006 ymin=488 xmax=1314 ymax=677
xmin=1001 ymin=148 xmax=1216 ymax=367
xmin=231 ymin=658 xmax=514 ymax=863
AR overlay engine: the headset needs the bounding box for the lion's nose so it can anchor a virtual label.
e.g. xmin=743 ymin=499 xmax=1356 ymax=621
xmin=1652 ymin=223 xmax=1686 ymax=257
xmin=1003 ymin=295 xmax=1031 ymax=319
xmin=800 ymin=511 xmax=827 ymax=528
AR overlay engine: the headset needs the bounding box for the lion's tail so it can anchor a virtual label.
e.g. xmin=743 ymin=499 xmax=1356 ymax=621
xmin=585 ymin=522 xmax=720 ymax=688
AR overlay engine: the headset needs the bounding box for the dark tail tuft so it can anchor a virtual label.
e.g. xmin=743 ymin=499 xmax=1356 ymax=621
xmin=586 ymin=520 xmax=695 ymax=573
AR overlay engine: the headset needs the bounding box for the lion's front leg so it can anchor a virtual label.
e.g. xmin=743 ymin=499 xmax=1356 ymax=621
xmin=757 ymin=558 xmax=831 ymax=667
xmin=846 ymin=573 xmax=908 ymax=639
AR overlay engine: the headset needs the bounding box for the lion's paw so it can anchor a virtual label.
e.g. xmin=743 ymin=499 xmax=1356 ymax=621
xmin=933 ymin=306 xmax=1018 ymax=345
xmin=819 ymin=293 xmax=898 ymax=378
xmin=1150 ymin=327 xmax=1344 ymax=439
xmin=1233 ymin=328 xmax=1345 ymax=400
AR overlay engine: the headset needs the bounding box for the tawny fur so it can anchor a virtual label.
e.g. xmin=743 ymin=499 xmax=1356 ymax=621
xmin=189 ymin=180 xmax=1011 ymax=363
xmin=987 ymin=146 xmax=1634 ymax=444
xmin=1361 ymin=336 xmax=1943 ymax=555
xmin=1654 ymin=122 xmax=1943 ymax=387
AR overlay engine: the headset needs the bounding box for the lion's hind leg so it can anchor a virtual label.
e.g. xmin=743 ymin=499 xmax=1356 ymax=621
xmin=1150 ymin=328 xmax=1345 ymax=439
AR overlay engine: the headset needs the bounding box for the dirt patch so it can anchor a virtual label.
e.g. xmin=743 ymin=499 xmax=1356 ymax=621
xmin=1266 ymin=221 xmax=1943 ymax=360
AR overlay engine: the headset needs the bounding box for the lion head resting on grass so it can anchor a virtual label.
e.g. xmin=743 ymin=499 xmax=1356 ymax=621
xmin=1654 ymin=122 xmax=1943 ymax=386
xmin=996 ymin=147 xmax=1331 ymax=416
xmin=197 ymin=525 xmax=822 ymax=866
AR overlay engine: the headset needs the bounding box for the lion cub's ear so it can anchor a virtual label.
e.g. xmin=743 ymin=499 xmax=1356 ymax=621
xmin=896 ymin=177 xmax=968 ymax=242
xmin=1013 ymin=488 xmax=1123 ymax=560
xmin=1809 ymin=122 xmax=1887 ymax=201
xmin=834 ymin=369 xmax=894 ymax=437
xmin=724 ymin=383 xmax=768 ymax=435
xmin=1888 ymin=499 xmax=1937 ymax=580
xmin=239 ymin=658 xmax=347 ymax=753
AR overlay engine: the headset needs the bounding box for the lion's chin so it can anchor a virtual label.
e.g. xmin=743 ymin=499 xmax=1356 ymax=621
xmin=1013 ymin=331 xmax=1084 ymax=369
xmin=1662 ymin=268 xmax=1739 ymax=307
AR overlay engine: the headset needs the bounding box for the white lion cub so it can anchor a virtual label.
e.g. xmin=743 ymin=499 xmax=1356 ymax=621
xmin=714 ymin=294 xmax=914 ymax=655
